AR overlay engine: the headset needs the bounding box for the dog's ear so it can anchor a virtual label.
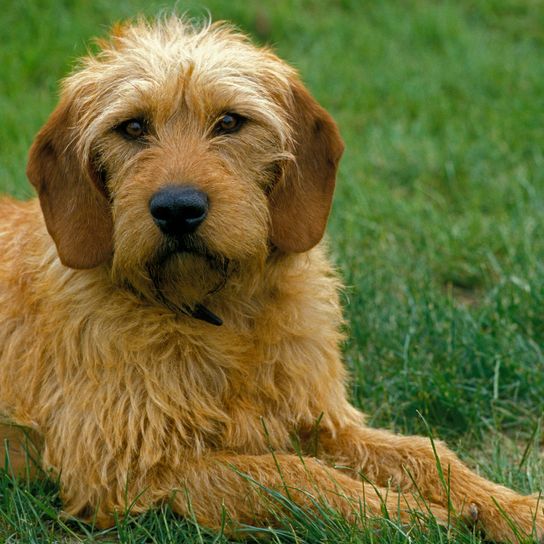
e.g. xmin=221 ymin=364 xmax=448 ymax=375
xmin=26 ymin=98 xmax=114 ymax=269
xmin=269 ymin=79 xmax=344 ymax=253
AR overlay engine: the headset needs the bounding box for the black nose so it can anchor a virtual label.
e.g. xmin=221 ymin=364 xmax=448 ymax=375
xmin=149 ymin=186 xmax=209 ymax=236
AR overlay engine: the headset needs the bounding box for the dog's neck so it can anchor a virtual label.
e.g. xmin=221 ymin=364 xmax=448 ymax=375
xmin=186 ymin=251 xmax=290 ymax=326
xmin=186 ymin=303 xmax=223 ymax=326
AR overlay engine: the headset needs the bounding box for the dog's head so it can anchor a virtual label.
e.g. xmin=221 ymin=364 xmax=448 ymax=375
xmin=27 ymin=17 xmax=343 ymax=310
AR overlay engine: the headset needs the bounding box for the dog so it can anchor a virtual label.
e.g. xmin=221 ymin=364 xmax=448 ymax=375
xmin=0 ymin=16 xmax=541 ymax=541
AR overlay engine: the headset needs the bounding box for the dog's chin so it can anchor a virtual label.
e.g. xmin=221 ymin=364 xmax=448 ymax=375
xmin=145 ymin=238 xmax=231 ymax=312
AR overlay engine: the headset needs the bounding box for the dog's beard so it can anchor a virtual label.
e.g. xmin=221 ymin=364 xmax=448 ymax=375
xmin=144 ymin=235 xmax=231 ymax=315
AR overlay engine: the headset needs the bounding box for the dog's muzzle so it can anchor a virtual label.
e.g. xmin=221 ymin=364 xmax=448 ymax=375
xmin=147 ymin=185 xmax=223 ymax=326
xmin=149 ymin=186 xmax=208 ymax=237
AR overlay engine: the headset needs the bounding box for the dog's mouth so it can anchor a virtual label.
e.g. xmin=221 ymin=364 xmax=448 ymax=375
xmin=145 ymin=235 xmax=231 ymax=326
xmin=158 ymin=233 xmax=209 ymax=257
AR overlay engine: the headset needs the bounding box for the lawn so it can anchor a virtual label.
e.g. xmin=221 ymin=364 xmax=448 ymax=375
xmin=0 ymin=0 xmax=543 ymax=542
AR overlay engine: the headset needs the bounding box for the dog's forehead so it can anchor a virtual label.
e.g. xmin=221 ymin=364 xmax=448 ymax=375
xmin=65 ymin=19 xmax=295 ymax=128
xmin=116 ymin=27 xmax=271 ymax=84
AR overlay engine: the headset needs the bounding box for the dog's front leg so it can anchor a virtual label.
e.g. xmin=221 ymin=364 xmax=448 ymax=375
xmin=169 ymin=452 xmax=452 ymax=532
xmin=313 ymin=424 xmax=543 ymax=542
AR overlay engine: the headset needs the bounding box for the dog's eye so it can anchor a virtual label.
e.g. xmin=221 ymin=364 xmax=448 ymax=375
xmin=214 ymin=113 xmax=246 ymax=135
xmin=116 ymin=119 xmax=147 ymax=140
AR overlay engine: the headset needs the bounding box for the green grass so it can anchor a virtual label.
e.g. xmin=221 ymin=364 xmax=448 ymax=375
xmin=1 ymin=0 xmax=543 ymax=542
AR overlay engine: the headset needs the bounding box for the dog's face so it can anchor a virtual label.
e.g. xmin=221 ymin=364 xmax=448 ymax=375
xmin=26 ymin=18 xmax=343 ymax=309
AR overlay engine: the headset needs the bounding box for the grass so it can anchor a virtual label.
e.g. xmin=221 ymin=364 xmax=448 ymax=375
xmin=1 ymin=0 xmax=543 ymax=541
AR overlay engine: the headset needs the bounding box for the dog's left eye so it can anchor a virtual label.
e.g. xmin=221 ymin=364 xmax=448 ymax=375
xmin=214 ymin=113 xmax=246 ymax=135
xmin=116 ymin=119 xmax=147 ymax=140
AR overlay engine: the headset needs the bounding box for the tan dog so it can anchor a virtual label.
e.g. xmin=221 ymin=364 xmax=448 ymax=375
xmin=0 ymin=17 xmax=541 ymax=541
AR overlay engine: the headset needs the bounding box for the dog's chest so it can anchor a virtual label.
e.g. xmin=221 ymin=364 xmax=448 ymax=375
xmin=48 ymin=323 xmax=308 ymax=458
xmin=144 ymin=328 xmax=303 ymax=453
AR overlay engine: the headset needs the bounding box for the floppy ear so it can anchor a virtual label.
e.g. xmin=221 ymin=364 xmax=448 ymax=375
xmin=268 ymin=79 xmax=344 ymax=253
xmin=26 ymin=98 xmax=114 ymax=269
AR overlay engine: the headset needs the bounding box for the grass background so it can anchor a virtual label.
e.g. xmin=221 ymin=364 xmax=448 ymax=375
xmin=1 ymin=0 xmax=543 ymax=542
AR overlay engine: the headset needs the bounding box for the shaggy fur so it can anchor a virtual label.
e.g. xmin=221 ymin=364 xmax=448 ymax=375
xmin=0 ymin=17 xmax=542 ymax=541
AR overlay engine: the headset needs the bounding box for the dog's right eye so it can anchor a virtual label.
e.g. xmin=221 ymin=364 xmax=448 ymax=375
xmin=116 ymin=119 xmax=147 ymax=140
xmin=214 ymin=113 xmax=246 ymax=135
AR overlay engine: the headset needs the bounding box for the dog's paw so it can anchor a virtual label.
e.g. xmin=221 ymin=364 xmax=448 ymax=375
xmin=476 ymin=493 xmax=543 ymax=543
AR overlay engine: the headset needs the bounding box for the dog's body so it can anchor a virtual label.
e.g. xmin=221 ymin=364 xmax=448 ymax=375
xmin=0 ymin=17 xmax=541 ymax=540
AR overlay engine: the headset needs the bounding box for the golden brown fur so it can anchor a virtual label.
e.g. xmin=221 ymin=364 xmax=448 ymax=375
xmin=0 ymin=17 xmax=542 ymax=541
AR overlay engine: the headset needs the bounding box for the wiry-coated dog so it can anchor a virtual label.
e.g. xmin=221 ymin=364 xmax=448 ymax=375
xmin=0 ymin=17 xmax=542 ymax=541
